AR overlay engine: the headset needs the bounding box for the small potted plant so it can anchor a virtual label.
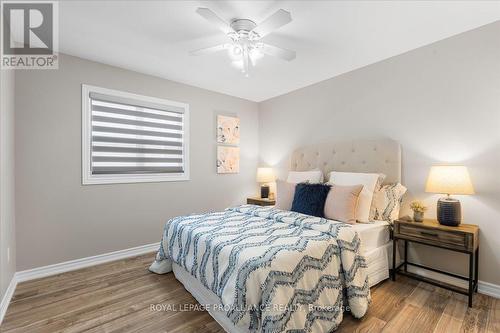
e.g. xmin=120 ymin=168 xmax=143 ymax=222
xmin=410 ymin=201 xmax=427 ymax=222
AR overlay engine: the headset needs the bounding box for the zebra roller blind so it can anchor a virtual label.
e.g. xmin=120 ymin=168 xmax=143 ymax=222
xmin=83 ymin=85 xmax=189 ymax=184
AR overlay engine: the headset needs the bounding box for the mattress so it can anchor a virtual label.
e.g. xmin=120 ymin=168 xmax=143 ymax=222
xmin=352 ymin=220 xmax=390 ymax=253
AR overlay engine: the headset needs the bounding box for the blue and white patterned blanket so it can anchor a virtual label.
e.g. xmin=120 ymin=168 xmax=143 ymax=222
xmin=150 ymin=205 xmax=370 ymax=332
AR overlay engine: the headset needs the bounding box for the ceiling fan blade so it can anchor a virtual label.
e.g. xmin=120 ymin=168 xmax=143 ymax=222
xmin=252 ymin=9 xmax=292 ymax=37
xmin=196 ymin=8 xmax=233 ymax=34
xmin=189 ymin=44 xmax=229 ymax=56
xmin=262 ymin=43 xmax=296 ymax=61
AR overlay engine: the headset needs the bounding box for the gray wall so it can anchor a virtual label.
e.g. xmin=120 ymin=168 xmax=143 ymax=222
xmin=15 ymin=54 xmax=259 ymax=270
xmin=259 ymin=22 xmax=500 ymax=285
xmin=1 ymin=69 xmax=16 ymax=298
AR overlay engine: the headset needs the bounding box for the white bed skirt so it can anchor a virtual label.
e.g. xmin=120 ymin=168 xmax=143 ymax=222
xmin=172 ymin=241 xmax=396 ymax=333
xmin=173 ymin=263 xmax=249 ymax=333
xmin=364 ymin=242 xmax=393 ymax=286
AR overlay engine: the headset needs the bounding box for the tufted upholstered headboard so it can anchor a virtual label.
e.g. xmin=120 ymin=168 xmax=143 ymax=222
xmin=290 ymin=139 xmax=401 ymax=184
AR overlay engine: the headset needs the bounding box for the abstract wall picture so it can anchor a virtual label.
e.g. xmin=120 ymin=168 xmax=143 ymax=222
xmin=217 ymin=115 xmax=240 ymax=145
xmin=217 ymin=146 xmax=240 ymax=174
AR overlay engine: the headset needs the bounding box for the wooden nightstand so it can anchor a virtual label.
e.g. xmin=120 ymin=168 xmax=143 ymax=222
xmin=392 ymin=219 xmax=479 ymax=307
xmin=247 ymin=197 xmax=275 ymax=206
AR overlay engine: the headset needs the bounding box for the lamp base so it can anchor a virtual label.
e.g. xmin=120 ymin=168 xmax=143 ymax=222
xmin=260 ymin=185 xmax=270 ymax=199
xmin=437 ymin=197 xmax=462 ymax=226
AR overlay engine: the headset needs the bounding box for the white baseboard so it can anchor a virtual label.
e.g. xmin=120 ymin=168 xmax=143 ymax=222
xmin=0 ymin=242 xmax=159 ymax=325
xmin=408 ymin=266 xmax=500 ymax=299
xmin=0 ymin=275 xmax=18 ymax=325
xmin=477 ymin=281 xmax=500 ymax=299
xmin=16 ymin=242 xmax=160 ymax=283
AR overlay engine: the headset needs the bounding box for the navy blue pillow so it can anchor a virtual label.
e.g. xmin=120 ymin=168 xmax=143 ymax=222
xmin=291 ymin=183 xmax=331 ymax=217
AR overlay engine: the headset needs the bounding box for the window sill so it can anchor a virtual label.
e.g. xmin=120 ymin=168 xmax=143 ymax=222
xmin=82 ymin=173 xmax=190 ymax=185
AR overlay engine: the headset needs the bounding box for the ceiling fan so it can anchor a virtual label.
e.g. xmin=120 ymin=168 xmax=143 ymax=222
xmin=190 ymin=8 xmax=296 ymax=76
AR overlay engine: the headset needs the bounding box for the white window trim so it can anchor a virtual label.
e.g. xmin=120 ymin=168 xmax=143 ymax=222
xmin=82 ymin=84 xmax=190 ymax=185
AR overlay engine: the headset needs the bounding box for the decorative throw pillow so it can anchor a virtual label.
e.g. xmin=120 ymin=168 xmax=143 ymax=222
xmin=291 ymin=183 xmax=331 ymax=217
xmin=287 ymin=170 xmax=323 ymax=184
xmin=373 ymin=183 xmax=408 ymax=222
xmin=328 ymin=171 xmax=381 ymax=222
xmin=369 ymin=173 xmax=387 ymax=221
xmin=324 ymin=185 xmax=364 ymax=224
xmin=275 ymin=180 xmax=296 ymax=211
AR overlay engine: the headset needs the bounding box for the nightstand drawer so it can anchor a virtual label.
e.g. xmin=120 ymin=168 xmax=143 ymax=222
xmin=397 ymin=223 xmax=468 ymax=250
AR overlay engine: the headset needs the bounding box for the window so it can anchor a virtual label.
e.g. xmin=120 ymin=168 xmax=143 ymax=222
xmin=82 ymin=85 xmax=189 ymax=184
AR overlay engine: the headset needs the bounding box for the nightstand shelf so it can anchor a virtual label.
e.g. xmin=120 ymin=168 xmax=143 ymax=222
xmin=392 ymin=219 xmax=479 ymax=307
xmin=247 ymin=197 xmax=275 ymax=206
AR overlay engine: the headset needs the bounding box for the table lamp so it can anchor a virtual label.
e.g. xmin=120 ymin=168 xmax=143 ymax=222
xmin=425 ymin=165 xmax=474 ymax=226
xmin=256 ymin=167 xmax=275 ymax=199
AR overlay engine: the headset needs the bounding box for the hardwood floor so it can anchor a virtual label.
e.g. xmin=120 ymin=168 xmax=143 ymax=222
xmin=1 ymin=253 xmax=498 ymax=333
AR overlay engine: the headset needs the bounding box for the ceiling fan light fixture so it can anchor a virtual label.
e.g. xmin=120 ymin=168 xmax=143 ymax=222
xmin=249 ymin=48 xmax=264 ymax=65
xmin=229 ymin=44 xmax=242 ymax=58
xmin=191 ymin=8 xmax=295 ymax=76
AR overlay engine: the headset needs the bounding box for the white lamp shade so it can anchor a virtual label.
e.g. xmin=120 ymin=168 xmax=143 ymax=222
xmin=425 ymin=166 xmax=475 ymax=195
xmin=256 ymin=168 xmax=275 ymax=183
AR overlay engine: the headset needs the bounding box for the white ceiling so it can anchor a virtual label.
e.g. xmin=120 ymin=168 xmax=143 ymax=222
xmin=59 ymin=1 xmax=500 ymax=102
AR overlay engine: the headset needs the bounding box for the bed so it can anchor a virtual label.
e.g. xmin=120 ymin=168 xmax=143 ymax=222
xmin=150 ymin=139 xmax=401 ymax=333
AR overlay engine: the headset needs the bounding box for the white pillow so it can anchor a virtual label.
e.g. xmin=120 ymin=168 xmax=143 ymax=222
xmin=287 ymin=170 xmax=323 ymax=184
xmin=328 ymin=171 xmax=380 ymax=222
xmin=373 ymin=183 xmax=407 ymax=222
